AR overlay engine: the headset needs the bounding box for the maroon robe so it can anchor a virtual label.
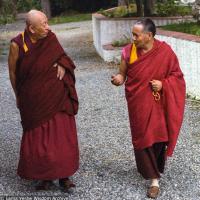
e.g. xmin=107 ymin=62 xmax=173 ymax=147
xmin=11 ymin=30 xmax=79 ymax=180
xmin=123 ymin=39 xmax=185 ymax=157
xmin=14 ymin=31 xmax=78 ymax=131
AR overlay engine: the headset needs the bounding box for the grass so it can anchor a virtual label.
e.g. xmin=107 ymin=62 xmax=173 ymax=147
xmin=49 ymin=13 xmax=92 ymax=25
xmin=160 ymin=22 xmax=200 ymax=36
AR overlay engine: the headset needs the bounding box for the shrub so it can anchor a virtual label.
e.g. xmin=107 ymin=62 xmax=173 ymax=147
xmin=156 ymin=0 xmax=192 ymax=16
xmin=98 ymin=4 xmax=137 ymax=18
xmin=17 ymin=0 xmax=41 ymax=12
xmin=0 ymin=15 xmax=14 ymax=24
xmin=0 ymin=0 xmax=16 ymax=24
xmin=112 ymin=35 xmax=131 ymax=47
xmin=99 ymin=1 xmax=192 ymax=18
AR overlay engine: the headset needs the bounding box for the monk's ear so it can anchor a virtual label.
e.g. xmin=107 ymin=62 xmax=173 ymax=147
xmin=147 ymin=32 xmax=153 ymax=40
xmin=28 ymin=25 xmax=35 ymax=34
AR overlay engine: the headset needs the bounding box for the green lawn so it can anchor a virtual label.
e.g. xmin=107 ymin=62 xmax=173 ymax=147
xmin=49 ymin=13 xmax=92 ymax=25
xmin=161 ymin=22 xmax=200 ymax=36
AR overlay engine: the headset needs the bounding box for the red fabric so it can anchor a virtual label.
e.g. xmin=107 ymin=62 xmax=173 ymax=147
xmin=134 ymin=142 xmax=166 ymax=179
xmin=17 ymin=112 xmax=79 ymax=180
xmin=11 ymin=30 xmax=33 ymax=62
xmin=16 ymin=31 xmax=78 ymax=131
xmin=122 ymin=44 xmax=132 ymax=63
xmin=124 ymin=39 xmax=185 ymax=157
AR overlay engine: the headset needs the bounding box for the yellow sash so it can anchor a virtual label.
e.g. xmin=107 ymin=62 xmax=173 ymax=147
xmin=129 ymin=43 xmax=138 ymax=64
xmin=21 ymin=32 xmax=28 ymax=53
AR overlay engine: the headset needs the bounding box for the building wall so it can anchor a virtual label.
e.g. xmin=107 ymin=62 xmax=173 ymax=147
xmin=156 ymin=35 xmax=200 ymax=98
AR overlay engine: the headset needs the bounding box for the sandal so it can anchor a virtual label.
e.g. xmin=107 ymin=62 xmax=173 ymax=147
xmin=59 ymin=178 xmax=75 ymax=193
xmin=147 ymin=186 xmax=160 ymax=199
xmin=35 ymin=180 xmax=54 ymax=191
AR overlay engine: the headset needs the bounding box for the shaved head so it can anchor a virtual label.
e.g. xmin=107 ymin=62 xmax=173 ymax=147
xmin=26 ymin=10 xmax=47 ymax=27
xmin=25 ymin=10 xmax=50 ymax=40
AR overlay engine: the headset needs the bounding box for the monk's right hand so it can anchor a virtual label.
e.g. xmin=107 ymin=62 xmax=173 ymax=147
xmin=111 ymin=74 xmax=125 ymax=86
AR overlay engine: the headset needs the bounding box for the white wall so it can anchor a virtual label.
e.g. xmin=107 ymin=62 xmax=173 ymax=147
xmin=92 ymin=14 xmax=194 ymax=58
xmin=156 ymin=35 xmax=200 ymax=98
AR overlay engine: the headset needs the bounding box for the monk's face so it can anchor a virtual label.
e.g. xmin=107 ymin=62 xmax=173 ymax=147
xmin=29 ymin=13 xmax=50 ymax=39
xmin=132 ymin=24 xmax=152 ymax=49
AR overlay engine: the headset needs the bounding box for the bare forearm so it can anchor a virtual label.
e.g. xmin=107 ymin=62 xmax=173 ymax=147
xmin=119 ymin=59 xmax=127 ymax=78
xmin=8 ymin=42 xmax=19 ymax=99
xmin=9 ymin=72 xmax=17 ymax=97
xmin=111 ymin=59 xmax=128 ymax=86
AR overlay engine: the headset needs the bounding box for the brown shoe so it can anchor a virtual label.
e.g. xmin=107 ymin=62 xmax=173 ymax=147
xmin=59 ymin=178 xmax=75 ymax=193
xmin=147 ymin=186 xmax=160 ymax=199
xmin=35 ymin=180 xmax=53 ymax=191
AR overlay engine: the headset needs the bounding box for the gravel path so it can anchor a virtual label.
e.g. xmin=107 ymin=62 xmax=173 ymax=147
xmin=0 ymin=20 xmax=200 ymax=200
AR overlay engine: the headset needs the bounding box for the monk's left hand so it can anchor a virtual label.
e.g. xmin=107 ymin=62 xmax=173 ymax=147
xmin=150 ymin=80 xmax=162 ymax=92
xmin=53 ymin=63 xmax=65 ymax=80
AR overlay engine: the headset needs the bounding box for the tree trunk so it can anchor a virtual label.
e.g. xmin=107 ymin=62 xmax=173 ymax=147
xmin=0 ymin=0 xmax=2 ymax=9
xmin=193 ymin=0 xmax=200 ymax=24
xmin=143 ymin=0 xmax=155 ymax=16
xmin=118 ymin=0 xmax=128 ymax=6
xmin=11 ymin=0 xmax=17 ymax=17
xmin=41 ymin=0 xmax=51 ymax=19
xmin=135 ymin=0 xmax=143 ymax=16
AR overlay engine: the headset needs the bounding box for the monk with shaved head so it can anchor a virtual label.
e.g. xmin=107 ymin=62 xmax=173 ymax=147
xmin=8 ymin=10 xmax=79 ymax=192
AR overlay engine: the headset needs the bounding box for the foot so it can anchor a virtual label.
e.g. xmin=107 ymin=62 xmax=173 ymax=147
xmin=59 ymin=178 xmax=75 ymax=193
xmin=35 ymin=180 xmax=53 ymax=191
xmin=147 ymin=186 xmax=160 ymax=199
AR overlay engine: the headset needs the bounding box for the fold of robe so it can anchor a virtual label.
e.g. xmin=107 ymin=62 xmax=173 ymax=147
xmin=15 ymin=31 xmax=78 ymax=131
xmin=124 ymin=39 xmax=185 ymax=157
xmin=17 ymin=112 xmax=79 ymax=180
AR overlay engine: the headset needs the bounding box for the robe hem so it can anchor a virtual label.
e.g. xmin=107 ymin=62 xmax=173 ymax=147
xmin=133 ymin=139 xmax=168 ymax=151
xmin=17 ymin=166 xmax=79 ymax=180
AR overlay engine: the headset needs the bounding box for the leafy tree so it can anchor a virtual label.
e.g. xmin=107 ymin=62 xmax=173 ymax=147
xmin=134 ymin=0 xmax=155 ymax=16
xmin=118 ymin=0 xmax=129 ymax=6
xmin=17 ymin=0 xmax=41 ymax=12
xmin=41 ymin=0 xmax=51 ymax=18
xmin=0 ymin=0 xmax=17 ymax=24
xmin=42 ymin=0 xmax=117 ymax=16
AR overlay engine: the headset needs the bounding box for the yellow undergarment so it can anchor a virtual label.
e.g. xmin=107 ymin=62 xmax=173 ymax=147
xmin=21 ymin=32 xmax=28 ymax=53
xmin=129 ymin=43 xmax=138 ymax=64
